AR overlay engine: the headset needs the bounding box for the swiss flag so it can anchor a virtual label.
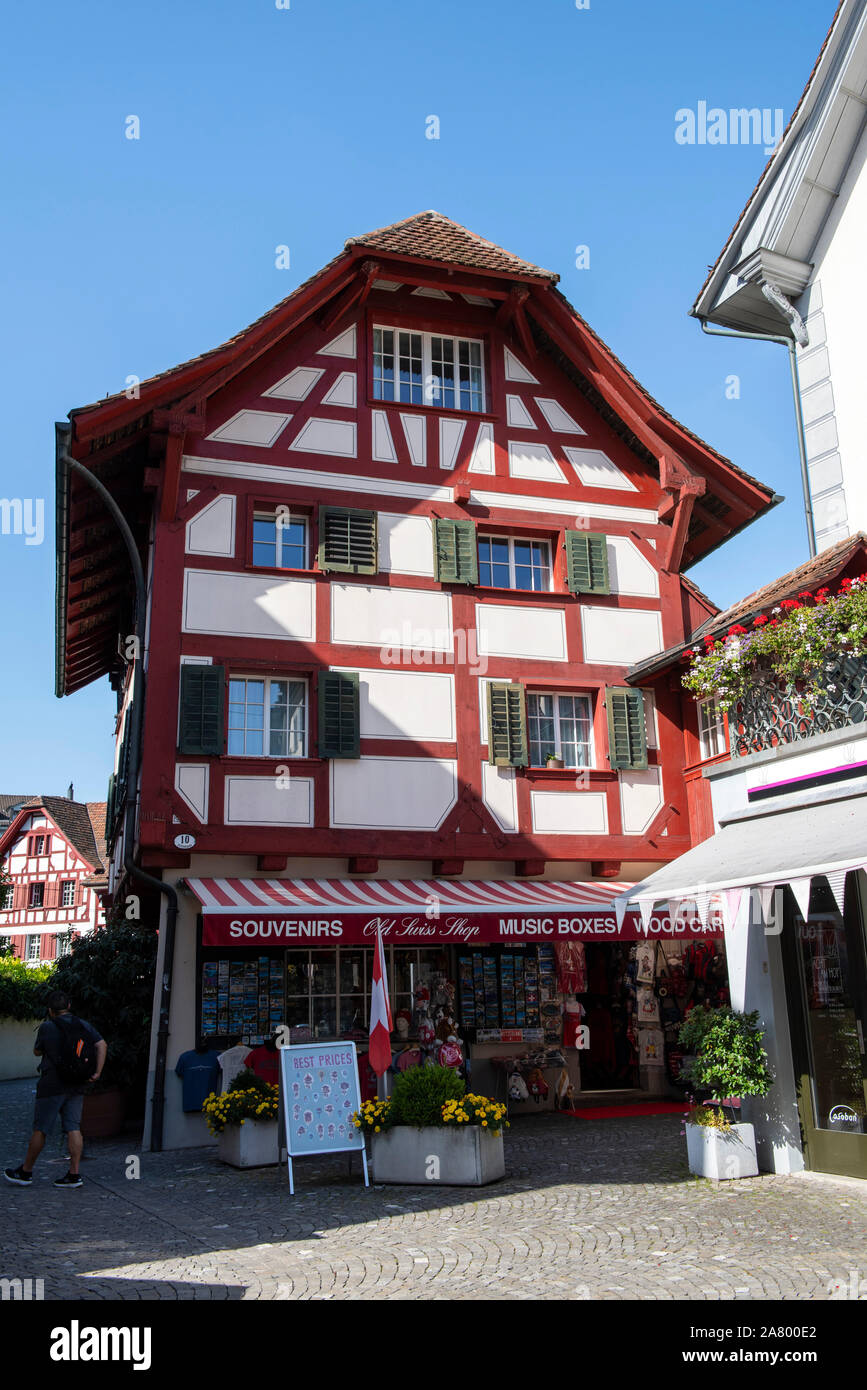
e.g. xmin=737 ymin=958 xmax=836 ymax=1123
xmin=368 ymin=926 xmax=393 ymax=1077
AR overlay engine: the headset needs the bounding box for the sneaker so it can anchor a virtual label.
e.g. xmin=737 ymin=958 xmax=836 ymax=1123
xmin=53 ymin=1171 xmax=83 ymax=1188
xmin=4 ymin=1166 xmax=33 ymax=1185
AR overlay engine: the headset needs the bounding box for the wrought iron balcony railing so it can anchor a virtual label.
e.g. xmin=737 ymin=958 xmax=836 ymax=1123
xmin=730 ymin=652 xmax=867 ymax=758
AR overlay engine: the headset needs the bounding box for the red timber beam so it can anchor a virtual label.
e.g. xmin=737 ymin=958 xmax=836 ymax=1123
xmin=318 ymin=259 xmax=380 ymax=334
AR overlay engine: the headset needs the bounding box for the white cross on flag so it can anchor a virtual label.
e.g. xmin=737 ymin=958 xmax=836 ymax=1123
xmin=368 ymin=925 xmax=393 ymax=1077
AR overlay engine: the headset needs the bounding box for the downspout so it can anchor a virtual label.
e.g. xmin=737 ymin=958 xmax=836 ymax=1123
xmin=56 ymin=423 xmax=178 ymax=1152
xmin=694 ymin=289 xmax=816 ymax=557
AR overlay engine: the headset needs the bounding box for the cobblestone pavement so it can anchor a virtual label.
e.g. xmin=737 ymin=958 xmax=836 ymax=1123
xmin=2 ymin=1079 xmax=866 ymax=1301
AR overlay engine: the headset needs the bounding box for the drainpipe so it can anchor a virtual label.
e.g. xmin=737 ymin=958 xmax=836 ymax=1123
xmin=56 ymin=424 xmax=178 ymax=1152
xmin=695 ymin=289 xmax=816 ymax=558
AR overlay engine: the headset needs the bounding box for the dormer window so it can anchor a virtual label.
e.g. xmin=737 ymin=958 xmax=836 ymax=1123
xmin=372 ymin=326 xmax=485 ymax=411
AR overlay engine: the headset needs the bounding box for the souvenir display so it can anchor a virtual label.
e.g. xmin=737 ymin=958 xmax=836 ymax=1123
xmin=201 ymin=956 xmax=284 ymax=1044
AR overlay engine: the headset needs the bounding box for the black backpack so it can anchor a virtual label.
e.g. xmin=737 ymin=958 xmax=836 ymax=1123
xmin=51 ymin=1015 xmax=97 ymax=1085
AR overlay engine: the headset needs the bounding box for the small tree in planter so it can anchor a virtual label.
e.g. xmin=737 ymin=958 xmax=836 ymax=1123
xmin=352 ymin=1065 xmax=508 ymax=1186
xmin=677 ymin=1006 xmax=773 ymax=1180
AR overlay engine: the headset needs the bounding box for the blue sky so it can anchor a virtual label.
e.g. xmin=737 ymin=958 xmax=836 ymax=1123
xmin=0 ymin=0 xmax=835 ymax=799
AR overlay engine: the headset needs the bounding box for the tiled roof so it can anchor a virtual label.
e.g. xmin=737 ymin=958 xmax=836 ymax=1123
xmin=16 ymin=797 xmax=107 ymax=873
xmin=345 ymin=210 xmax=558 ymax=282
xmin=86 ymin=803 xmax=107 ymax=872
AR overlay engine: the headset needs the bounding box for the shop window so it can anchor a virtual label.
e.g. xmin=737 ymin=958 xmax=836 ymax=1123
xmin=317 ymin=505 xmax=378 ymax=575
xmin=228 ymin=677 xmax=307 ymax=758
xmin=527 ymin=692 xmax=593 ymax=767
xmin=433 ymin=517 xmax=478 ymax=584
xmin=29 ymin=882 xmax=45 ymax=908
xmin=565 ymin=530 xmax=610 ymax=595
xmin=605 ymin=687 xmax=648 ymax=771
xmin=478 ymin=535 xmax=551 ymax=592
xmin=373 ymin=326 xmax=485 ymax=412
xmin=697 ymin=696 xmax=727 ymax=759
xmin=252 ymin=510 xmax=309 ymax=570
xmin=60 ymin=880 xmax=76 ymax=908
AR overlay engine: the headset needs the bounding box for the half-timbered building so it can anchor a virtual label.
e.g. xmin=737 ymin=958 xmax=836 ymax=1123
xmin=55 ymin=212 xmax=777 ymax=1147
xmin=0 ymin=797 xmax=107 ymax=962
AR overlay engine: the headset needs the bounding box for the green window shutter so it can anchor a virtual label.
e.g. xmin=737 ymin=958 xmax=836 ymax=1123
xmin=178 ymin=664 xmax=225 ymax=756
xmin=486 ymin=682 xmax=528 ymax=767
xmin=318 ymin=506 xmax=378 ymax=574
xmin=318 ymin=671 xmax=360 ymax=758
xmin=115 ymin=715 xmax=131 ymax=812
xmin=105 ymin=773 xmax=117 ymax=835
xmin=606 ymin=688 xmax=647 ymax=771
xmin=565 ymin=530 xmax=610 ymax=594
xmin=433 ymin=517 xmax=478 ymax=584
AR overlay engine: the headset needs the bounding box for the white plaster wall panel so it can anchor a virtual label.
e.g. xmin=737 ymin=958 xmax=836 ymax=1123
xmin=412 ymin=286 xmax=451 ymax=299
xmin=377 ymin=513 xmax=436 ymax=577
xmin=504 ymin=347 xmax=539 ymax=383
xmin=508 ymin=441 xmax=566 ymax=483
xmin=477 ymin=604 xmax=568 ymax=662
xmin=185 ymin=495 xmax=236 ymax=558
xmin=400 ymin=414 xmax=426 ymax=467
xmin=439 ymin=418 xmax=466 ymax=470
xmin=372 ymin=411 xmax=397 ymax=463
xmin=183 ymin=569 xmax=316 ymax=641
xmin=641 ymin=689 xmax=659 ymax=749
xmin=809 ymin=453 xmax=843 ymax=495
xmin=175 ymin=764 xmax=210 ymax=823
xmin=321 ymin=372 xmax=357 ymax=408
xmin=607 ymin=535 xmax=659 ymax=597
xmin=462 ymin=294 xmax=493 ymax=306
xmin=317 ymin=326 xmax=356 ymax=357
xmin=331 ymin=584 xmax=453 ymax=652
xmin=804 ymin=416 xmax=839 ymax=459
xmin=263 ymin=366 xmax=324 ymax=401
xmin=506 ymin=395 xmax=536 ymax=429
xmin=469 ymin=487 xmax=656 ymax=524
xmin=564 ymin=447 xmax=638 ymax=491
xmin=531 ymin=790 xmax=608 ymax=835
xmin=331 ymin=757 xmax=458 ymax=830
xmin=225 ymin=776 xmax=313 ymax=827
xmin=372 ymin=280 xmax=400 ymax=292
xmin=580 ymin=607 xmax=664 ymax=665
xmin=619 ymin=768 xmax=663 ymax=836
xmin=467 ymin=421 xmax=495 ymax=474
xmin=288 ymin=418 xmax=357 ymax=458
xmin=797 ymin=346 xmax=831 ymax=391
xmin=332 ymin=667 xmax=455 ymax=740
xmin=801 ymin=380 xmax=836 ymax=427
xmin=534 ymin=398 xmax=585 ymax=434
xmin=186 ymin=489 xmax=199 ymax=501
xmin=482 ymin=763 xmax=518 ymax=833
xmin=206 ymin=410 xmax=293 ymax=447
xmin=185 ymin=455 xmax=453 ymax=504
xmin=814 ymin=491 xmax=848 ymax=532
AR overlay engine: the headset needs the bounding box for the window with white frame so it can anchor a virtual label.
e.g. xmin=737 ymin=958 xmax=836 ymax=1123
xmin=29 ymin=882 xmax=44 ymax=908
xmin=252 ymin=511 xmax=308 ymax=570
xmin=697 ymin=696 xmax=727 ymax=760
xmin=26 ymin=935 xmax=41 ymax=962
xmin=56 ymin=933 xmax=73 ymax=958
xmin=478 ymin=535 xmax=552 ymax=591
xmin=372 ymin=326 xmax=485 ymax=411
xmin=228 ymin=677 xmax=307 ymax=758
xmin=29 ymin=835 xmax=46 ymax=857
xmin=527 ymin=692 xmax=594 ymax=768
xmin=60 ymin=880 xmax=76 ymax=908
xmin=0 ymin=883 xmax=12 ymax=910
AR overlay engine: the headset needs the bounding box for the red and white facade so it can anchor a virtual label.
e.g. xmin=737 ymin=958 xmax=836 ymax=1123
xmin=56 ymin=212 xmax=776 ymax=1146
xmin=0 ymin=800 xmax=107 ymax=962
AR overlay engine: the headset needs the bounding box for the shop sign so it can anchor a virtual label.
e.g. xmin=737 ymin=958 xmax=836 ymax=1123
xmin=279 ymin=1040 xmax=368 ymax=1194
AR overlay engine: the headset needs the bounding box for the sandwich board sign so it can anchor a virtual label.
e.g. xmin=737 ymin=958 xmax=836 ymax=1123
xmin=278 ymin=1040 xmax=368 ymax=1194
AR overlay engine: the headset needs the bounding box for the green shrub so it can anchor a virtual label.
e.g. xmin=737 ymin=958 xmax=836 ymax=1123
xmin=389 ymin=1064 xmax=465 ymax=1128
xmin=0 ymin=958 xmax=54 ymax=1021
xmin=678 ymin=1005 xmax=773 ymax=1112
xmin=228 ymin=1067 xmax=272 ymax=1097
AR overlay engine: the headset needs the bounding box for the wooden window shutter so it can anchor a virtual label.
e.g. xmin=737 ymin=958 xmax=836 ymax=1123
xmin=433 ymin=517 xmax=478 ymax=584
xmin=606 ymin=687 xmax=648 ymax=771
xmin=12 ymin=884 xmax=27 ymax=910
xmin=318 ymin=671 xmax=360 ymax=758
xmin=45 ymin=881 xmax=60 ymax=909
xmin=486 ymin=682 xmax=528 ymax=767
xmin=105 ymin=773 xmax=116 ymax=836
xmin=565 ymin=530 xmax=610 ymax=595
xmin=318 ymin=506 xmax=378 ymax=574
xmin=178 ymin=665 xmax=225 ymax=755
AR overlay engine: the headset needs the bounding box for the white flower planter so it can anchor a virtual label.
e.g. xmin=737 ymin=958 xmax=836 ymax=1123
xmin=372 ymin=1125 xmax=505 ymax=1186
xmin=217 ymin=1119 xmax=279 ymax=1168
xmin=686 ymin=1121 xmax=759 ymax=1180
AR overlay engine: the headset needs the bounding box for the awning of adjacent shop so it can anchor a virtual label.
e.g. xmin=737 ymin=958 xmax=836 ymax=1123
xmin=619 ymin=794 xmax=867 ymax=930
xmin=182 ymin=875 xmax=719 ymax=947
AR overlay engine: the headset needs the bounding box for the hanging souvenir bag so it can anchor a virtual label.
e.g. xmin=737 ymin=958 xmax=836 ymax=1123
xmin=527 ymin=1068 xmax=549 ymax=1102
xmin=508 ymin=1070 xmax=529 ymax=1102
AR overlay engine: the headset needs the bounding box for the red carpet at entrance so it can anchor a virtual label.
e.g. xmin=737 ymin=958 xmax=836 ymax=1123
xmin=563 ymin=1101 xmax=690 ymax=1120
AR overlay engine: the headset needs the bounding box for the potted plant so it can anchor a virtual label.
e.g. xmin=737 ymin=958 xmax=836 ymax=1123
xmin=353 ymin=1065 xmax=508 ymax=1186
xmin=51 ymin=922 xmax=157 ymax=1138
xmin=545 ymin=753 xmax=565 ymax=769
xmin=677 ymin=1006 xmax=773 ymax=1180
xmin=203 ymin=1069 xmax=279 ymax=1168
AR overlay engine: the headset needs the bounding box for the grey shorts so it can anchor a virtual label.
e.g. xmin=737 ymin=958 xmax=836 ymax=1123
xmin=33 ymin=1092 xmax=84 ymax=1135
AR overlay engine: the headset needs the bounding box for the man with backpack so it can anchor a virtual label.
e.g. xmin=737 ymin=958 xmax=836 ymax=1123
xmin=4 ymin=990 xmax=106 ymax=1189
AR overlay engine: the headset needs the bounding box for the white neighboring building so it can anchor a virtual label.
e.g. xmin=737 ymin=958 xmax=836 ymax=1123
xmin=692 ymin=0 xmax=867 ymax=552
xmin=0 ymin=797 xmax=107 ymax=962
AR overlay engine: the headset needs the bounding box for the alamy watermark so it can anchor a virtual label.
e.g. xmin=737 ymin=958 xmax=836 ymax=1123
xmin=675 ymin=102 xmax=784 ymax=156
xmin=0 ymin=498 xmax=44 ymax=546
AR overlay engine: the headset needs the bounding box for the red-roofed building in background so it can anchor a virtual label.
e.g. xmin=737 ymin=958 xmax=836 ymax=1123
xmin=0 ymin=797 xmax=108 ymax=962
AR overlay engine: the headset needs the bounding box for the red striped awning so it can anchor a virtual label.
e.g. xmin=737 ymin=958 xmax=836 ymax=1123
xmin=184 ymin=876 xmax=717 ymax=946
